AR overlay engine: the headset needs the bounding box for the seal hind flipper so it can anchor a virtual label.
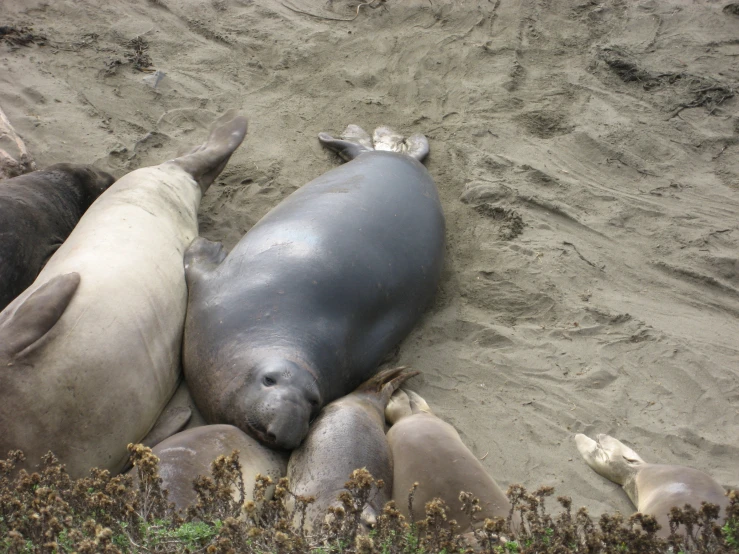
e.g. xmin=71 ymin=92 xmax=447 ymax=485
xmin=405 ymin=389 xmax=433 ymax=415
xmin=385 ymin=389 xmax=413 ymax=424
xmin=319 ymin=124 xmax=429 ymax=162
xmin=318 ymin=132 xmax=373 ymax=162
xmin=169 ymin=111 xmax=248 ymax=192
xmin=141 ymin=406 xmax=193 ymax=448
xmin=575 ymin=433 xmax=646 ymax=486
xmin=0 ymin=273 xmax=80 ymax=359
xmin=373 ymin=126 xmax=430 ymax=161
xmin=356 ymin=366 xmax=420 ymax=407
xmin=120 ymin=404 xmax=193 ymax=472
xmin=184 ymin=237 xmax=227 ymax=288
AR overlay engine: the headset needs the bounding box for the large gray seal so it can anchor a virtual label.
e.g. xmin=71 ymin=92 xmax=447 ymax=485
xmin=0 ymin=113 xmax=247 ymax=478
xmin=576 ymin=433 xmax=732 ymax=537
xmin=0 ymin=164 xmax=114 ymax=311
xmin=385 ymin=389 xmax=512 ymax=531
xmin=286 ymin=367 xmax=417 ymax=530
xmin=130 ymin=424 xmax=288 ymax=513
xmin=183 ymin=124 xmax=445 ymax=450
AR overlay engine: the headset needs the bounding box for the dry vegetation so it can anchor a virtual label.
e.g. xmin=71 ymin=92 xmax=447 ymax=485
xmin=1 ymin=447 xmax=736 ymax=554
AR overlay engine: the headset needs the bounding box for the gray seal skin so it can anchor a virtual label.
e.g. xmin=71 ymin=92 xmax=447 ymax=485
xmin=129 ymin=424 xmax=288 ymax=514
xmin=183 ymin=124 xmax=444 ymax=450
xmin=286 ymin=367 xmax=417 ymax=531
xmin=0 ymin=113 xmax=247 ymax=478
xmin=385 ymin=389 xmax=512 ymax=531
xmin=0 ymin=164 xmax=115 ymax=311
xmin=576 ymin=433 xmax=731 ymax=537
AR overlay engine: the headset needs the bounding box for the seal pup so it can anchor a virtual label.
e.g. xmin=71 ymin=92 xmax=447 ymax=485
xmin=183 ymin=124 xmax=445 ymax=450
xmin=0 ymin=164 xmax=114 ymax=311
xmin=575 ymin=433 xmax=731 ymax=537
xmin=385 ymin=390 xmax=512 ymax=531
xmin=286 ymin=367 xmax=418 ymax=531
xmin=0 ymin=112 xmax=247 ymax=478
xmin=130 ymin=424 xmax=288 ymax=513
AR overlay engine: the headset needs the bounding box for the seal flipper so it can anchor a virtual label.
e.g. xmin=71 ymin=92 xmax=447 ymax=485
xmin=184 ymin=237 xmax=227 ymax=289
xmin=386 ymin=389 xmax=434 ymax=425
xmin=318 ymin=133 xmax=373 ymax=162
xmin=575 ymin=433 xmax=646 ymax=507
xmin=170 ymin=110 xmax=248 ymax=193
xmin=141 ymin=406 xmax=192 ymax=448
xmin=0 ymin=273 xmax=80 ymax=360
xmin=356 ymin=366 xmax=420 ymax=409
xmin=120 ymin=405 xmax=192 ymax=472
xmin=319 ymin=124 xmax=429 ymax=162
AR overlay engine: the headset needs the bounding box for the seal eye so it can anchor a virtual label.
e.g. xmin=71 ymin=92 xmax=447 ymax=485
xmin=263 ymin=376 xmax=276 ymax=387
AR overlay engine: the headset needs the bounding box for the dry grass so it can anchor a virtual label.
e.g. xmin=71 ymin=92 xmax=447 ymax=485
xmin=1 ymin=447 xmax=737 ymax=553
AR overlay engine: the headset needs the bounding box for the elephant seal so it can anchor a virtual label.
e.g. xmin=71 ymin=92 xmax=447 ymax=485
xmin=385 ymin=390 xmax=512 ymax=530
xmin=0 ymin=112 xmax=247 ymax=478
xmin=576 ymin=433 xmax=731 ymax=537
xmin=0 ymin=164 xmax=114 ymax=311
xmin=286 ymin=367 xmax=417 ymax=531
xmin=130 ymin=424 xmax=287 ymax=513
xmin=183 ymin=124 xmax=445 ymax=450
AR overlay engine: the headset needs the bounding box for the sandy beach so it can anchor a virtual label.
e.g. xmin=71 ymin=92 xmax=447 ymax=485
xmin=2 ymin=0 xmax=738 ymax=519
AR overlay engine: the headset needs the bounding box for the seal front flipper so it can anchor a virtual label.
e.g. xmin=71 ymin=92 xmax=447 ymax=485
xmin=0 ymin=273 xmax=80 ymax=360
xmin=184 ymin=237 xmax=227 ymax=288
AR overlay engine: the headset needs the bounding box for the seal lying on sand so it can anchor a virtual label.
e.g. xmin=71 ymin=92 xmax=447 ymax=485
xmin=576 ymin=433 xmax=731 ymax=537
xmin=131 ymin=424 xmax=287 ymax=513
xmin=183 ymin=124 xmax=445 ymax=450
xmin=286 ymin=367 xmax=417 ymax=531
xmin=386 ymin=389 xmax=512 ymax=530
xmin=0 ymin=112 xmax=247 ymax=478
xmin=0 ymin=164 xmax=114 ymax=311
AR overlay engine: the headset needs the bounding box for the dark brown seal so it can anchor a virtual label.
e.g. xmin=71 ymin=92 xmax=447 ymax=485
xmin=0 ymin=163 xmax=114 ymax=311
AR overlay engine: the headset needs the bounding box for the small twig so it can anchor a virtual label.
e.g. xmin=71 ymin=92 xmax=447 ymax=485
xmin=282 ymin=0 xmax=378 ymax=22
xmin=562 ymin=241 xmax=605 ymax=271
xmin=479 ymin=451 xmax=489 ymax=461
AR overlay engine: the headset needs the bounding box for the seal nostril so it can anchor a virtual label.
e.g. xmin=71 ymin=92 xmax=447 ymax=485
xmin=266 ymin=431 xmax=277 ymax=442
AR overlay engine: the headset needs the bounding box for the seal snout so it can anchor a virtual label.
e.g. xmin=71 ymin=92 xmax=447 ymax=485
xmin=249 ymin=362 xmax=320 ymax=450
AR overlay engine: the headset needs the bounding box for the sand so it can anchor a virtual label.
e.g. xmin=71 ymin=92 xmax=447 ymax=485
xmin=2 ymin=0 xmax=738 ymax=519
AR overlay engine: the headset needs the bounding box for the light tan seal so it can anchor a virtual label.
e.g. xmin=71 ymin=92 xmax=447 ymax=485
xmin=0 ymin=113 xmax=247 ymax=478
xmin=385 ymin=389 xmax=512 ymax=531
xmin=576 ymin=433 xmax=731 ymax=537
xmin=131 ymin=424 xmax=288 ymax=513
xmin=286 ymin=367 xmax=417 ymax=531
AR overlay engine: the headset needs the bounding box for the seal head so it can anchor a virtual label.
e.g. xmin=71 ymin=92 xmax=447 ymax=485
xmin=223 ymin=355 xmax=321 ymax=449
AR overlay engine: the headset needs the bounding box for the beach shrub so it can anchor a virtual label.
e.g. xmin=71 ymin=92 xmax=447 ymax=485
xmin=0 ymin=447 xmax=736 ymax=553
